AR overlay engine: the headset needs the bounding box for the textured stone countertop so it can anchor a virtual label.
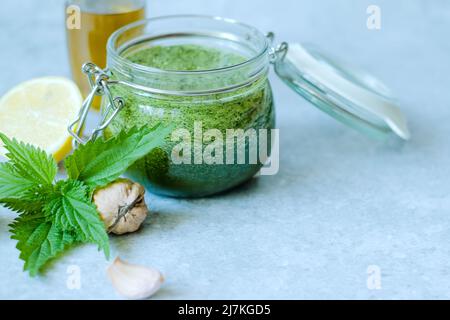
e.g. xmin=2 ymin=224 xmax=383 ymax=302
xmin=1 ymin=0 xmax=450 ymax=299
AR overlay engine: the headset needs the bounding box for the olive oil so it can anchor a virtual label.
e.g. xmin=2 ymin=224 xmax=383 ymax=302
xmin=66 ymin=2 xmax=145 ymax=108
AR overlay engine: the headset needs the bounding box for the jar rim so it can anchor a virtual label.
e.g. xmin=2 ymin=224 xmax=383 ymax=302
xmin=107 ymin=14 xmax=270 ymax=76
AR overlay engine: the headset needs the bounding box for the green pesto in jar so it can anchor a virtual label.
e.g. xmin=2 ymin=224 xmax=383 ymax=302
xmin=105 ymin=44 xmax=275 ymax=197
xmin=125 ymin=44 xmax=246 ymax=71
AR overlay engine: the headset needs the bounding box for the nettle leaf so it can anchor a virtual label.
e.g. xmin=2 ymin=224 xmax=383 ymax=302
xmin=2 ymin=197 xmax=44 ymax=215
xmin=44 ymin=180 xmax=110 ymax=258
xmin=0 ymin=162 xmax=37 ymax=200
xmin=0 ymin=133 xmax=57 ymax=185
xmin=10 ymin=214 xmax=76 ymax=276
xmin=0 ymin=128 xmax=165 ymax=276
xmin=65 ymin=124 xmax=171 ymax=188
xmin=1 ymin=184 xmax=55 ymax=215
xmin=0 ymin=161 xmax=54 ymax=215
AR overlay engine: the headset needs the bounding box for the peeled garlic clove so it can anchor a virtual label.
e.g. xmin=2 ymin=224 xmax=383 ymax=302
xmin=107 ymin=257 xmax=164 ymax=300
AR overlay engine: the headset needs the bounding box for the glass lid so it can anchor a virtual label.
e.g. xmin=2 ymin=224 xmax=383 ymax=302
xmin=274 ymin=43 xmax=410 ymax=140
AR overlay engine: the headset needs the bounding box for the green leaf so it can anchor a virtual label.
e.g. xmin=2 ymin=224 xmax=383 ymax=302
xmin=0 ymin=162 xmax=36 ymax=200
xmin=2 ymin=198 xmax=43 ymax=215
xmin=0 ymin=163 xmax=55 ymax=214
xmin=44 ymin=180 xmax=109 ymax=258
xmin=65 ymin=124 xmax=171 ymax=188
xmin=0 ymin=133 xmax=57 ymax=185
xmin=10 ymin=214 xmax=76 ymax=276
xmin=1 ymin=184 xmax=55 ymax=215
xmin=0 ymin=133 xmax=117 ymax=277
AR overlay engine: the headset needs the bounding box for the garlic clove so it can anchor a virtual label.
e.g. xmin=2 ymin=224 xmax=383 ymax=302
xmin=93 ymin=179 xmax=149 ymax=235
xmin=107 ymin=257 xmax=164 ymax=300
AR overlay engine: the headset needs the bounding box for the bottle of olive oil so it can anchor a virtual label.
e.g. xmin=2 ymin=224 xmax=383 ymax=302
xmin=65 ymin=0 xmax=145 ymax=109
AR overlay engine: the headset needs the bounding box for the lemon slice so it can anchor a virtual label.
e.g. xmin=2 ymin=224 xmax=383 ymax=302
xmin=0 ymin=77 xmax=82 ymax=162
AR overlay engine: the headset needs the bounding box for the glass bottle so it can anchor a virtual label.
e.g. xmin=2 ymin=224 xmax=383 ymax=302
xmin=65 ymin=0 xmax=145 ymax=109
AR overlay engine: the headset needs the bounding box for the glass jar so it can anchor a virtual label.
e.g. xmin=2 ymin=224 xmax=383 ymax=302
xmin=106 ymin=16 xmax=274 ymax=197
xmin=70 ymin=15 xmax=409 ymax=198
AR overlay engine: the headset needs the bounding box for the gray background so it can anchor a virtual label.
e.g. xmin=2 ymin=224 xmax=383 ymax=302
xmin=1 ymin=0 xmax=450 ymax=299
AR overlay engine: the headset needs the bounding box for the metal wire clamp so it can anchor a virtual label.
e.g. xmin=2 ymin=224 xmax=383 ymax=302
xmin=266 ymin=32 xmax=288 ymax=64
xmin=67 ymin=62 xmax=124 ymax=148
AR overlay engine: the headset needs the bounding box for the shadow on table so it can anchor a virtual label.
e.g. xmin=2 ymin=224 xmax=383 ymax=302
xmin=110 ymin=206 xmax=192 ymax=251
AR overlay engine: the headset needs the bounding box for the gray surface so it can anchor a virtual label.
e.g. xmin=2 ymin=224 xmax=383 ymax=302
xmin=1 ymin=0 xmax=450 ymax=299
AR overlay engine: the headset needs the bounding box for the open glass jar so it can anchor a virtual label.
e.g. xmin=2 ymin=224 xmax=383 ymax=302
xmin=69 ymin=15 xmax=409 ymax=198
